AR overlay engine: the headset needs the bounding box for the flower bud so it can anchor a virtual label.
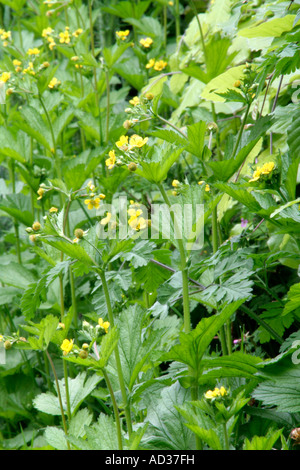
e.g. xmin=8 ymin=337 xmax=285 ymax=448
xmin=79 ymin=349 xmax=89 ymax=359
xmin=128 ymin=162 xmax=137 ymax=172
xmin=74 ymin=228 xmax=84 ymax=239
xmin=123 ymin=120 xmax=133 ymax=130
xmin=4 ymin=340 xmax=12 ymax=350
xmin=32 ymin=221 xmax=41 ymax=231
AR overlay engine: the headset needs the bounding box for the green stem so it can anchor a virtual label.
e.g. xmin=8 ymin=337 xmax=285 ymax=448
xmin=223 ymin=422 xmax=230 ymax=450
xmin=157 ymin=182 xmax=191 ymax=334
xmin=46 ymin=350 xmax=71 ymax=449
xmin=9 ymin=160 xmax=22 ymax=264
xmin=232 ymin=102 xmax=251 ymax=159
xmin=240 ymin=305 xmax=284 ymax=344
xmin=105 ymin=69 xmax=110 ymax=144
xmin=102 ymin=368 xmax=123 ymax=450
xmin=98 ymin=269 xmax=133 ymax=436
xmin=88 ymin=0 xmax=103 ymax=146
xmin=175 ymin=0 xmax=180 ymax=42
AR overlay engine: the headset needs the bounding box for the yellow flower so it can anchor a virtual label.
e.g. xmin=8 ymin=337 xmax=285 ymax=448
xmin=0 ymin=72 xmax=11 ymax=83
xmin=49 ymin=207 xmax=58 ymax=213
xmin=100 ymin=212 xmax=112 ymax=225
xmin=205 ymin=184 xmax=210 ymax=192
xmin=205 ymin=386 xmax=227 ymax=399
xmin=105 ymin=150 xmax=116 ymax=169
xmin=60 ymin=339 xmax=74 ymax=356
xmin=37 ymin=187 xmax=45 ymax=200
xmin=219 ymin=386 xmax=227 ymax=397
xmin=116 ymin=135 xmax=129 ymax=150
xmin=0 ymin=335 xmax=3 ymax=342
xmin=116 ymin=30 xmax=130 ymax=40
xmin=249 ymin=168 xmax=262 ymax=182
xmin=139 ymin=37 xmax=153 ymax=48
xmin=49 ymin=40 xmax=56 ymax=50
xmin=48 ymin=77 xmax=61 ymax=89
xmin=73 ymin=28 xmax=83 ymax=37
xmin=146 ymin=58 xmax=155 ymax=69
xmin=98 ymin=318 xmax=110 ymax=333
xmin=42 ymin=27 xmax=53 ymax=37
xmin=129 ymin=134 xmax=148 ymax=149
xmin=128 ymin=208 xmax=143 ymax=217
xmin=233 ymin=80 xmax=241 ymax=88
xmin=129 ymin=96 xmax=140 ymax=106
xmin=13 ymin=59 xmax=21 ymax=67
xmin=87 ymin=180 xmax=95 ymax=191
xmin=59 ymin=30 xmax=71 ymax=44
xmin=0 ymin=30 xmax=11 ymax=40
xmin=71 ymin=55 xmax=79 ymax=61
xmin=154 ymin=60 xmax=167 ymax=71
xmin=27 ymin=47 xmax=40 ymax=55
xmin=261 ymin=161 xmax=275 ymax=175
xmin=172 ymin=179 xmax=180 ymax=188
xmin=84 ymin=197 xmax=101 ymax=210
xmin=43 ymin=61 xmax=50 ymax=68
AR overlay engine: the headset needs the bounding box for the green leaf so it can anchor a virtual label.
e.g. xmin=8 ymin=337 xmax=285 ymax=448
xmin=0 ymin=193 xmax=35 ymax=226
xmin=33 ymin=372 xmax=102 ymax=416
xmin=243 ymin=429 xmax=283 ymax=450
xmin=115 ymin=304 xmax=168 ymax=390
xmin=0 ymin=128 xmax=27 ymax=163
xmin=164 ymin=300 xmax=246 ymax=372
xmin=253 ymin=355 xmax=300 ymax=413
xmin=0 ymin=262 xmax=37 ymax=289
xmin=238 ymin=15 xmax=300 ymax=38
xmin=41 ymin=238 xmax=95 ymax=266
xmin=136 ymin=144 xmax=183 ymax=183
xmin=142 ymin=382 xmax=194 ymax=450
xmin=74 ymin=413 xmax=124 ymax=450
xmin=15 ymin=106 xmax=52 ymax=150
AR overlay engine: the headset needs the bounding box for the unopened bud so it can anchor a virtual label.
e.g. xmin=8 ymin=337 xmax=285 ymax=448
xmin=128 ymin=162 xmax=137 ymax=172
xmin=123 ymin=120 xmax=133 ymax=130
xmin=4 ymin=340 xmax=12 ymax=350
xmin=74 ymin=228 xmax=84 ymax=239
xmin=79 ymin=349 xmax=88 ymax=359
xmin=32 ymin=221 xmax=41 ymax=231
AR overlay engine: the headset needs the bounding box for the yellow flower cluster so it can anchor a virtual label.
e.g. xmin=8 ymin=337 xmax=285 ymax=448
xmin=205 ymin=386 xmax=227 ymax=399
xmin=198 ymin=180 xmax=210 ymax=192
xmin=27 ymin=47 xmax=40 ymax=55
xmin=22 ymin=62 xmax=35 ymax=76
xmin=115 ymin=134 xmax=148 ymax=152
xmin=116 ymin=30 xmax=130 ymax=40
xmin=139 ymin=37 xmax=153 ymax=48
xmin=146 ymin=58 xmax=167 ymax=71
xmin=59 ymin=29 xmax=71 ymax=44
xmin=128 ymin=207 xmax=147 ymax=231
xmin=0 ymin=72 xmax=11 ymax=83
xmin=98 ymin=318 xmax=110 ymax=334
xmin=0 ymin=29 xmax=11 ymax=46
xmin=249 ymin=161 xmax=275 ymax=183
xmin=48 ymin=77 xmax=61 ymax=89
xmin=129 ymin=96 xmax=140 ymax=106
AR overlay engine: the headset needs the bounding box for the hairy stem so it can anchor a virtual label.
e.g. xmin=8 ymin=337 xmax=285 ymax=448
xmin=98 ymin=269 xmax=133 ymax=437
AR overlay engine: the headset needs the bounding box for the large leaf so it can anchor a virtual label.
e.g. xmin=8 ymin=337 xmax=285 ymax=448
xmin=142 ymin=382 xmax=195 ymax=450
xmin=33 ymin=372 xmax=102 ymax=416
xmin=163 ymin=299 xmax=247 ymax=373
xmin=238 ymin=15 xmax=300 ymax=38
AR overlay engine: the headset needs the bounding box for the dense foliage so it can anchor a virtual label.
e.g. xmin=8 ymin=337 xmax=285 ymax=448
xmin=0 ymin=0 xmax=300 ymax=451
